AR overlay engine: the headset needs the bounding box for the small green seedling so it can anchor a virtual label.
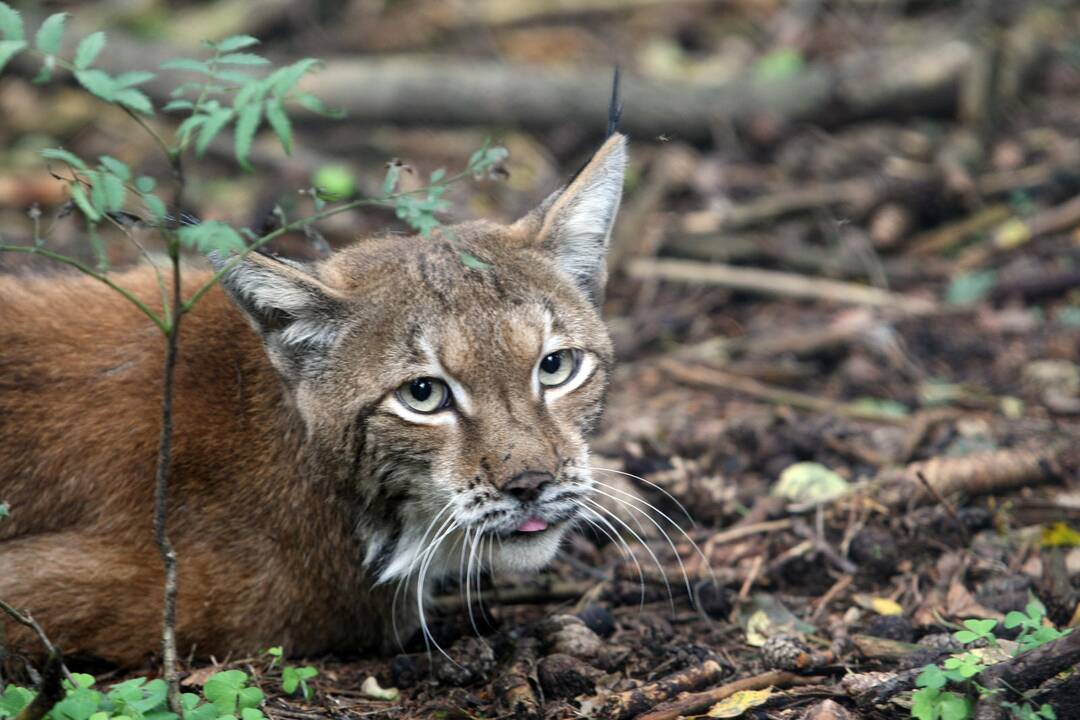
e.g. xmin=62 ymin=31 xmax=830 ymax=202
xmin=264 ymin=647 xmax=318 ymax=701
xmin=910 ymin=598 xmax=1065 ymax=720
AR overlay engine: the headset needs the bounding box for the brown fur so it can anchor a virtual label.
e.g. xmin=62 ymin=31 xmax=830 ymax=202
xmin=0 ymin=136 xmax=627 ymax=665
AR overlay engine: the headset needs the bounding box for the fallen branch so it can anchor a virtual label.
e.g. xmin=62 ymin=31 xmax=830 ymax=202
xmin=494 ymin=638 xmax=541 ymax=720
xmin=877 ymin=444 xmax=1066 ymax=506
xmin=625 ymin=259 xmax=936 ymax=313
xmin=635 ymin=669 xmax=823 ymax=720
xmin=14 ymin=13 xmax=1051 ymax=141
xmin=660 ymin=359 xmax=912 ymax=425
xmin=594 ymin=659 xmax=726 ymax=720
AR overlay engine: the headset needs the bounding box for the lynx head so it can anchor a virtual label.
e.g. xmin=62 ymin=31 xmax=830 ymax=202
xmin=214 ymin=133 xmax=626 ymax=586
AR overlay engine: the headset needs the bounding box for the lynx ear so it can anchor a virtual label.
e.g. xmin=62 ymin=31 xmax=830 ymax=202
xmin=211 ymin=251 xmax=345 ymax=380
xmin=532 ymin=133 xmax=627 ymax=305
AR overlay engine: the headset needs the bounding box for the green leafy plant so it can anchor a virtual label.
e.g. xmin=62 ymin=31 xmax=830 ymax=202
xmin=264 ymin=647 xmax=318 ymax=701
xmin=0 ymin=669 xmax=271 ymax=720
xmin=1004 ymin=598 xmax=1070 ymax=653
xmin=910 ymin=601 xmax=1067 ymax=720
xmin=0 ymin=3 xmax=506 ymax=714
xmin=0 ymin=501 xmax=9 ymax=520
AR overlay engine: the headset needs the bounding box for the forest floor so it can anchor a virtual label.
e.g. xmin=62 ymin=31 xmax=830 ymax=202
xmin=2 ymin=1 xmax=1079 ymax=719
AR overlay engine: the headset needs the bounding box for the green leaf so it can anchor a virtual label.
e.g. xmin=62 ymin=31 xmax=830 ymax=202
xmin=0 ymin=2 xmax=24 ymax=42
xmin=459 ymin=251 xmax=492 ymax=271
xmin=34 ymin=12 xmax=66 ymax=55
xmin=281 ymin=668 xmax=299 ymax=695
xmin=236 ymin=687 xmax=262 ymax=711
xmin=216 ymin=52 xmax=269 ymax=66
xmin=217 ymin=35 xmax=259 ymax=52
xmin=234 ymin=101 xmax=262 ymax=170
xmin=430 ymin=168 xmax=446 ymax=183
xmin=213 ymin=69 xmax=258 ymax=86
xmin=0 ymin=38 xmax=25 ymax=73
xmin=264 ymin=100 xmax=292 ymax=155
xmin=910 ymin=688 xmax=940 ymax=720
xmin=946 ymin=270 xmax=997 ymax=306
xmin=196 ymin=108 xmax=234 ymax=156
xmin=915 ymin=665 xmax=948 ymax=690
xmin=239 ymin=710 xmax=264 ymax=720
xmin=163 ymin=99 xmax=193 ymax=112
xmin=293 ymin=92 xmax=343 ymax=118
xmin=178 ymin=221 xmax=246 ymax=254
xmin=99 ymin=155 xmax=130 ymax=181
xmin=0 ymin=685 xmax=34 ymax=718
xmin=962 ymin=618 xmax=997 ymax=638
xmin=135 ymin=175 xmax=156 ymax=193
xmin=74 ymin=31 xmax=105 ymax=69
xmin=75 ymin=69 xmax=116 ymax=101
xmin=202 ymin=670 xmax=249 ymax=715
xmin=0 ymin=501 xmax=8 ymax=519
xmin=115 ymin=88 xmax=154 ymax=115
xmin=141 ymin=192 xmax=166 ymax=220
xmin=265 ymin=646 xmax=283 ymax=657
xmin=937 ymin=692 xmax=971 ymax=720
xmin=97 ymin=172 xmax=126 ymax=212
xmin=755 ymin=48 xmax=804 ymax=80
xmin=268 ymin=58 xmax=320 ymax=97
xmin=296 ymin=667 xmax=317 ymax=681
xmin=70 ymin=183 xmax=101 ymax=221
xmin=1004 ymin=611 xmax=1029 ymax=629
xmin=312 ymin=164 xmax=356 ymax=200
xmin=41 ymin=147 xmax=88 ymax=171
xmin=160 ymin=58 xmax=210 ymax=73
xmin=113 ymin=70 xmax=156 ymax=88
xmin=176 ymin=114 xmax=207 ymax=145
xmin=32 ymin=56 xmax=54 ymax=84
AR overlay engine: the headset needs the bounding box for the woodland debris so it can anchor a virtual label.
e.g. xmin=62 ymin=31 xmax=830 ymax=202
xmin=625 ymin=259 xmax=936 ymax=313
xmin=635 ymin=669 xmax=823 ymax=720
xmin=804 ymin=699 xmax=856 ymax=720
xmin=30 ymin=14 xmax=1053 ymax=140
xmin=493 ymin=637 xmax=541 ymax=720
xmin=973 ymin=628 xmax=1080 ymax=720
xmin=593 ymin=658 xmax=727 ymax=720
xmin=537 ymin=653 xmax=602 ymax=700
xmin=877 ymin=444 xmax=1067 ymax=507
xmin=539 ymin=615 xmax=628 ymax=671
xmin=661 ymin=359 xmax=912 ymax=425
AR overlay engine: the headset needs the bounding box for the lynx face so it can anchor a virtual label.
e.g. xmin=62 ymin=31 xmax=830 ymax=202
xmin=215 ymin=135 xmax=626 ymax=595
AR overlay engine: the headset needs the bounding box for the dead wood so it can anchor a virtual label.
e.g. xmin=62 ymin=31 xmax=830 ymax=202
xmin=13 ymin=17 xmax=1049 ymax=140
xmin=625 ymin=259 xmax=936 ymax=312
xmin=877 ymin=444 xmax=1066 ymax=507
xmin=593 ymin=659 xmax=726 ymax=720
xmin=635 ymin=669 xmax=823 ymax=720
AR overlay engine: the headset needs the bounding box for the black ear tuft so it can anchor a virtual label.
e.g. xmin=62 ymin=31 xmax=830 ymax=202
xmin=607 ymin=65 xmax=622 ymax=139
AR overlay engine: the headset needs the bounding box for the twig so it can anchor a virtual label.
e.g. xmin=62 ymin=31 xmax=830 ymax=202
xmin=154 ymin=244 xmax=183 ymax=715
xmin=915 ymin=470 xmax=970 ymax=545
xmin=0 ymin=599 xmax=75 ymax=687
xmin=625 ymin=259 xmax=937 ymax=313
xmin=635 ymin=670 xmax=823 ymax=720
xmin=810 ymin=575 xmax=854 ymax=624
xmin=594 ymin=660 xmax=727 ymax=720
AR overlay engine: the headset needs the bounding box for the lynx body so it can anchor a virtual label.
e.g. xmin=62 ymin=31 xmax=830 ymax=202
xmin=0 ymin=135 xmax=626 ymax=665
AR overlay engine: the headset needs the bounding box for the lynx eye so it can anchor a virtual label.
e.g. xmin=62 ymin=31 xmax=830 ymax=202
xmin=538 ymin=349 xmax=579 ymax=388
xmin=397 ymin=377 xmax=451 ymax=413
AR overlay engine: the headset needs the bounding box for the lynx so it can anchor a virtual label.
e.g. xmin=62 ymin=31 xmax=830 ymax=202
xmin=0 ymin=131 xmax=627 ymax=665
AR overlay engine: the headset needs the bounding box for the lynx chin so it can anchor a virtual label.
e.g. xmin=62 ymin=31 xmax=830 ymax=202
xmin=0 ymin=132 xmax=628 ymax=665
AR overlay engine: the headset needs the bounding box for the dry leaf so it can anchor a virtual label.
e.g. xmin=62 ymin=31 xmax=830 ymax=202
xmin=704 ymin=687 xmax=773 ymax=717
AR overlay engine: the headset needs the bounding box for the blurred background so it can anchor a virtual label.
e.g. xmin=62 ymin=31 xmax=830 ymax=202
xmin=2 ymin=0 xmax=1080 ymax=716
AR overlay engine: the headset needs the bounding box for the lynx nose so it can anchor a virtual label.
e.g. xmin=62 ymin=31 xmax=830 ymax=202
xmin=503 ymin=471 xmax=553 ymax=503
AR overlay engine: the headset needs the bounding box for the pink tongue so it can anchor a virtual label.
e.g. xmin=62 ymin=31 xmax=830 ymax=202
xmin=517 ymin=518 xmax=549 ymax=533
